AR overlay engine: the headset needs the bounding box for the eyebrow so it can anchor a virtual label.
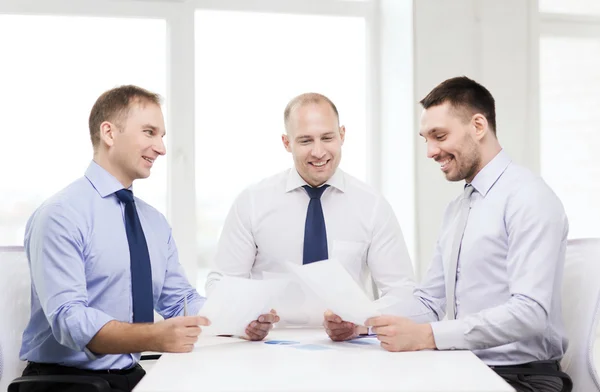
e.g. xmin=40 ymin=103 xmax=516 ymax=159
xmin=419 ymin=128 xmax=443 ymax=138
xmin=295 ymin=132 xmax=335 ymax=141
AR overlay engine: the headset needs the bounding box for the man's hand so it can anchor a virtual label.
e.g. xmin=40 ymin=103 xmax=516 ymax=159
xmin=244 ymin=309 xmax=280 ymax=341
xmin=323 ymin=310 xmax=361 ymax=341
xmin=152 ymin=315 xmax=210 ymax=353
xmin=365 ymin=316 xmax=435 ymax=352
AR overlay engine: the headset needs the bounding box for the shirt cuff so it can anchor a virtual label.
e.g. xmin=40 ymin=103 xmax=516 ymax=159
xmin=430 ymin=319 xmax=468 ymax=350
xmin=184 ymin=296 xmax=207 ymax=317
xmin=64 ymin=307 xmax=115 ymax=356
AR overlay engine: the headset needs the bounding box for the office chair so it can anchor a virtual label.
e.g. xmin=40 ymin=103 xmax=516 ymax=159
xmin=561 ymin=238 xmax=600 ymax=392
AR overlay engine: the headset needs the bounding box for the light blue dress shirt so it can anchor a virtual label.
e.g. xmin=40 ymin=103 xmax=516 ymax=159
xmin=20 ymin=161 xmax=205 ymax=370
xmin=392 ymin=150 xmax=568 ymax=366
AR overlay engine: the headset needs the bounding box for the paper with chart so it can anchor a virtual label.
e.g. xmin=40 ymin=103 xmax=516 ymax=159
xmin=284 ymin=259 xmax=380 ymax=325
xmin=198 ymin=276 xmax=286 ymax=336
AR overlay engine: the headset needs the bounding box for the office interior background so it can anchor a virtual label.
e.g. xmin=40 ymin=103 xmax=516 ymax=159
xmin=1 ymin=0 xmax=597 ymax=294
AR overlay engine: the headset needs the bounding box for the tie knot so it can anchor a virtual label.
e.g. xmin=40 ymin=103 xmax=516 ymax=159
xmin=303 ymin=184 xmax=329 ymax=200
xmin=115 ymin=189 xmax=134 ymax=204
xmin=463 ymin=184 xmax=474 ymax=199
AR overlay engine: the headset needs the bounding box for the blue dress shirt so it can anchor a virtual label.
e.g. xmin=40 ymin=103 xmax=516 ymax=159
xmin=20 ymin=161 xmax=205 ymax=370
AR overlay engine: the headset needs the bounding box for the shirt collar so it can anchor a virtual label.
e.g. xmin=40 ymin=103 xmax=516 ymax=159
xmin=285 ymin=167 xmax=346 ymax=193
xmin=469 ymin=149 xmax=512 ymax=197
xmin=84 ymin=160 xmax=130 ymax=198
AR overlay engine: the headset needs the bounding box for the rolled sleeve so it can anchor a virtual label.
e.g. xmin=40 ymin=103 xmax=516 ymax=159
xmin=28 ymin=203 xmax=116 ymax=353
xmin=155 ymin=228 xmax=206 ymax=319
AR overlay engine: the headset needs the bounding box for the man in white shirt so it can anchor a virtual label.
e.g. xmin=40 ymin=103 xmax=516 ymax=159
xmin=206 ymin=93 xmax=415 ymax=337
xmin=365 ymin=77 xmax=572 ymax=392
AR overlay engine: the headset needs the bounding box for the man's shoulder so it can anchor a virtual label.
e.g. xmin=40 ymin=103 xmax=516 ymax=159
xmin=243 ymin=169 xmax=290 ymax=195
xmin=35 ymin=177 xmax=95 ymax=217
xmin=339 ymin=170 xmax=385 ymax=202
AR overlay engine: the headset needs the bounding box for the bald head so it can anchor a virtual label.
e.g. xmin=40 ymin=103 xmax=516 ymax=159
xmin=284 ymin=93 xmax=339 ymax=134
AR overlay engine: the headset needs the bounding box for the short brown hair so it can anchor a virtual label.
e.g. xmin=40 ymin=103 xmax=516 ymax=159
xmin=420 ymin=76 xmax=497 ymax=135
xmin=89 ymin=85 xmax=162 ymax=148
xmin=284 ymin=92 xmax=339 ymax=133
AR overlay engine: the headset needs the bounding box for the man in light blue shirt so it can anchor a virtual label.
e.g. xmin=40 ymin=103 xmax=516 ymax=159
xmin=19 ymin=85 xmax=278 ymax=392
xmin=365 ymin=77 xmax=572 ymax=392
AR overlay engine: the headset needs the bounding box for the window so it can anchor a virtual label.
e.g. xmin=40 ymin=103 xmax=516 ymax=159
xmin=0 ymin=15 xmax=167 ymax=246
xmin=194 ymin=10 xmax=367 ymax=266
xmin=540 ymin=36 xmax=600 ymax=239
xmin=540 ymin=0 xmax=600 ymax=15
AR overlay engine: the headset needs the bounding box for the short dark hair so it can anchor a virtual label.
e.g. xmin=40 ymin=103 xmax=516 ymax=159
xmin=419 ymin=76 xmax=496 ymax=135
xmin=284 ymin=92 xmax=339 ymax=133
xmin=89 ymin=85 xmax=162 ymax=148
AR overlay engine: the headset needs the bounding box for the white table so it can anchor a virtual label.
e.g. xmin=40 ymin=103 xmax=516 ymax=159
xmin=134 ymin=328 xmax=514 ymax=392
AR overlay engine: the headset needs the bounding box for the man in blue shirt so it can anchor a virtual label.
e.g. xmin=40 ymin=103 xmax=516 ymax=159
xmin=19 ymin=85 xmax=278 ymax=392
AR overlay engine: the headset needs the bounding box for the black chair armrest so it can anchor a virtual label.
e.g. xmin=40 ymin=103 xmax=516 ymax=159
xmin=8 ymin=375 xmax=111 ymax=392
xmin=141 ymin=354 xmax=161 ymax=361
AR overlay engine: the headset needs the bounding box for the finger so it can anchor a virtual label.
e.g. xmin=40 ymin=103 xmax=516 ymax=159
xmin=184 ymin=316 xmax=210 ymax=326
xmin=372 ymin=326 xmax=394 ymax=337
xmin=257 ymin=313 xmax=276 ymax=323
xmin=365 ymin=315 xmax=400 ymax=328
xmin=185 ymin=335 xmax=199 ymax=345
xmin=185 ymin=326 xmax=202 ymax=337
xmin=327 ymin=321 xmax=354 ymax=331
xmin=248 ymin=321 xmax=273 ymax=334
xmin=330 ymin=329 xmax=356 ymax=341
xmin=270 ymin=309 xmax=278 ymax=316
xmin=244 ymin=328 xmax=266 ymax=341
xmin=323 ymin=310 xmax=342 ymax=323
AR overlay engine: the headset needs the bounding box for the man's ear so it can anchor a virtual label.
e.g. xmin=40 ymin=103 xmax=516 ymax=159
xmin=471 ymin=114 xmax=489 ymax=141
xmin=99 ymin=121 xmax=117 ymax=147
xmin=282 ymin=133 xmax=292 ymax=153
xmin=339 ymin=125 xmax=346 ymax=145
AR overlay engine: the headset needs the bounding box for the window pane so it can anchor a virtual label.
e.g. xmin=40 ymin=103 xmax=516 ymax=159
xmin=540 ymin=0 xmax=600 ymax=15
xmin=195 ymin=10 xmax=366 ymax=265
xmin=540 ymin=37 xmax=600 ymax=238
xmin=0 ymin=15 xmax=167 ymax=246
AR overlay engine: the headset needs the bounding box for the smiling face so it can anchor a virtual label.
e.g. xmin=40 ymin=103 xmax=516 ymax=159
xmin=282 ymin=101 xmax=345 ymax=187
xmin=100 ymin=101 xmax=166 ymax=187
xmin=419 ymin=102 xmax=482 ymax=183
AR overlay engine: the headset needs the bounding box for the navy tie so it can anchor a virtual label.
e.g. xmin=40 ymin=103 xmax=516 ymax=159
xmin=115 ymin=189 xmax=154 ymax=323
xmin=302 ymin=185 xmax=330 ymax=265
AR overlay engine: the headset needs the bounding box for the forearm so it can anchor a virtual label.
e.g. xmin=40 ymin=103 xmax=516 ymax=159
xmin=87 ymin=320 xmax=159 ymax=354
xmin=431 ymin=294 xmax=547 ymax=350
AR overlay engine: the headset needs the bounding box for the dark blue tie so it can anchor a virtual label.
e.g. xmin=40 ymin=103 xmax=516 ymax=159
xmin=303 ymin=185 xmax=330 ymax=265
xmin=115 ymin=189 xmax=154 ymax=323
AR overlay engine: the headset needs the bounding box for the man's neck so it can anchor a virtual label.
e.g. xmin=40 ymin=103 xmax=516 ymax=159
xmin=93 ymin=153 xmax=132 ymax=189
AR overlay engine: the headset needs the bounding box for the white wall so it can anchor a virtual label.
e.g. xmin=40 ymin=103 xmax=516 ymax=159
xmin=412 ymin=0 xmax=539 ymax=278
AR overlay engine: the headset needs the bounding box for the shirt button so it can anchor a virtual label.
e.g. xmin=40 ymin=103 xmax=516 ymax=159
xmin=456 ymin=300 xmax=460 ymax=306
xmin=457 ymin=267 xmax=461 ymax=273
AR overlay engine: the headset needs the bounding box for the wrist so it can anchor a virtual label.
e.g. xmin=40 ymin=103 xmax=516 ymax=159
xmin=146 ymin=323 xmax=162 ymax=352
xmin=420 ymin=324 xmax=436 ymax=350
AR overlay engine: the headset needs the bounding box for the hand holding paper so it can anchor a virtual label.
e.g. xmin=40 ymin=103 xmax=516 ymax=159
xmin=285 ymin=259 xmax=380 ymax=326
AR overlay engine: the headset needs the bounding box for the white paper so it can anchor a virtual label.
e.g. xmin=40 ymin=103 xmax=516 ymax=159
xmin=262 ymin=271 xmax=327 ymax=326
xmin=198 ymin=276 xmax=286 ymax=336
xmin=285 ymin=259 xmax=380 ymax=325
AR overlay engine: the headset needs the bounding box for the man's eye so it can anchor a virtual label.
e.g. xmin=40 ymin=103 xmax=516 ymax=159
xmin=144 ymin=129 xmax=154 ymax=135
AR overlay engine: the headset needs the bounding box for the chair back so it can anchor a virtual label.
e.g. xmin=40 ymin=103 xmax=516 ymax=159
xmin=561 ymin=238 xmax=600 ymax=392
xmin=0 ymin=246 xmax=30 ymax=392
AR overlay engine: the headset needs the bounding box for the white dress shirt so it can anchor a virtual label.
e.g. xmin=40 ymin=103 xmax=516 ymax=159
xmin=392 ymin=150 xmax=568 ymax=366
xmin=206 ymin=168 xmax=415 ymax=311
